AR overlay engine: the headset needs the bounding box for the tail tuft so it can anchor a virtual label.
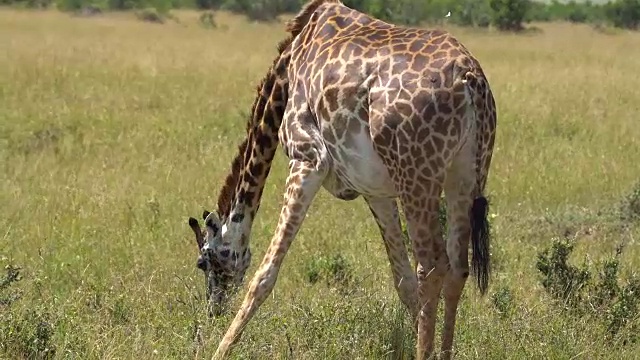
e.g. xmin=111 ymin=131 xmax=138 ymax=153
xmin=471 ymin=195 xmax=491 ymax=295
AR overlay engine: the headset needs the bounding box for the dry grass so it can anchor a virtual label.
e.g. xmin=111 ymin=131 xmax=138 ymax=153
xmin=1 ymin=8 xmax=640 ymax=360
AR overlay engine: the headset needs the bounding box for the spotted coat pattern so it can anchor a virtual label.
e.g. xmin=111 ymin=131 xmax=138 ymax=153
xmin=208 ymin=1 xmax=497 ymax=359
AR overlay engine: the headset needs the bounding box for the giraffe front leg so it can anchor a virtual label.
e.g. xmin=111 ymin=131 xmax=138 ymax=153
xmin=213 ymin=160 xmax=327 ymax=360
xmin=364 ymin=196 xmax=418 ymax=321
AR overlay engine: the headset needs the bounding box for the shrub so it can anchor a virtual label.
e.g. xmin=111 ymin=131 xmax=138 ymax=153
xmin=449 ymin=0 xmax=493 ymax=27
xmin=195 ymin=0 xmax=223 ymax=10
xmin=0 ymin=264 xmax=22 ymax=307
xmin=526 ymin=1 xmax=551 ymax=21
xmin=536 ymin=238 xmax=591 ymax=310
xmin=106 ymin=0 xmax=140 ymax=10
xmin=135 ymin=7 xmax=166 ymax=23
xmin=566 ymin=1 xmax=589 ymax=23
xmin=1 ymin=264 xmax=57 ymax=359
xmin=619 ymin=181 xmax=640 ymax=221
xmin=76 ymin=4 xmax=103 ymax=16
xmin=304 ymin=254 xmax=354 ymax=289
xmin=56 ymin=0 xmax=83 ymax=10
xmin=536 ymin=239 xmax=640 ymax=343
xmin=490 ymin=0 xmax=530 ymax=31
xmin=199 ymin=11 xmax=217 ymax=28
xmin=605 ymin=0 xmax=640 ymax=30
xmin=1 ymin=308 xmax=57 ymax=359
xmin=492 ymin=285 xmax=515 ymax=318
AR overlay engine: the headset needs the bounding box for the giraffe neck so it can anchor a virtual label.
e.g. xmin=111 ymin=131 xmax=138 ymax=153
xmin=213 ymin=0 xmax=338 ymax=251
xmin=215 ymin=40 xmax=291 ymax=252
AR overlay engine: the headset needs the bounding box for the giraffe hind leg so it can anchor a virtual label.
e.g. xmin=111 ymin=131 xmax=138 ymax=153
xmin=440 ymin=138 xmax=476 ymax=360
xmin=365 ymin=196 xmax=418 ymax=320
xmin=400 ymin=181 xmax=447 ymax=360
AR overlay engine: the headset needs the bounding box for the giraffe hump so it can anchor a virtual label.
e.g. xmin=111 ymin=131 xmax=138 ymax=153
xmin=285 ymin=0 xmax=342 ymax=37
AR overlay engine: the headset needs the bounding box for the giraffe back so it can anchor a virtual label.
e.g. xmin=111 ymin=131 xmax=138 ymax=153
xmin=284 ymin=2 xmax=496 ymax=189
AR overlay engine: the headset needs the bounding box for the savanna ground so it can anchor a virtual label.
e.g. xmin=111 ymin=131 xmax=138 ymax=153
xmin=1 ymin=8 xmax=640 ymax=360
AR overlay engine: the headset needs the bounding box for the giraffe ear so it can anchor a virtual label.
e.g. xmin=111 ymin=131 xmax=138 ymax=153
xmin=188 ymin=217 xmax=204 ymax=250
xmin=202 ymin=210 xmax=211 ymax=221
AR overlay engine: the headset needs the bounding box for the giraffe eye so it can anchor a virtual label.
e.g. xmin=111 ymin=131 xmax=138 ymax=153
xmin=231 ymin=213 xmax=245 ymax=223
xmin=206 ymin=218 xmax=219 ymax=235
xmin=196 ymin=257 xmax=207 ymax=271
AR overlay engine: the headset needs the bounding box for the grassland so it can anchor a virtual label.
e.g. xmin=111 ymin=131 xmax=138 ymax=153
xmin=1 ymin=8 xmax=640 ymax=360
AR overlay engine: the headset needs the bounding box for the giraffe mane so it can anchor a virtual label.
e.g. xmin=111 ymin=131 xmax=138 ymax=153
xmin=215 ymin=38 xmax=293 ymax=220
xmin=285 ymin=0 xmax=342 ymax=37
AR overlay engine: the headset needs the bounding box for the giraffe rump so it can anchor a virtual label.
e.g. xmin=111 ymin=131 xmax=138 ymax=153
xmin=471 ymin=195 xmax=490 ymax=295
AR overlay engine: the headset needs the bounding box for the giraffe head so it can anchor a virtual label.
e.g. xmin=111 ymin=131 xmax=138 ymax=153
xmin=188 ymin=209 xmax=252 ymax=317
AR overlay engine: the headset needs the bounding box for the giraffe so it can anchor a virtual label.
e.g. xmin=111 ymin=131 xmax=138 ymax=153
xmin=200 ymin=1 xmax=498 ymax=359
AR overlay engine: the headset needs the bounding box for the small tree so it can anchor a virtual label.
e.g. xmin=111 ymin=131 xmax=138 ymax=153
xmin=490 ymin=0 xmax=530 ymax=31
xmin=605 ymin=0 xmax=640 ymax=30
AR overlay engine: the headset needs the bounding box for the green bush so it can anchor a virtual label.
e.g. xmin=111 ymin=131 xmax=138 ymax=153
xmin=605 ymin=0 xmax=640 ymax=30
xmin=0 ymin=264 xmax=22 ymax=307
xmin=491 ymin=285 xmax=515 ymax=318
xmin=537 ymin=239 xmax=640 ymax=343
xmin=490 ymin=0 xmax=530 ymax=31
xmin=304 ymin=253 xmax=354 ymax=290
xmin=450 ymin=0 xmax=493 ymax=27
xmin=221 ymin=0 xmax=278 ymax=21
xmin=106 ymin=0 xmax=141 ymax=10
xmin=619 ymin=181 xmax=640 ymax=222
xmin=566 ymin=1 xmax=589 ymax=23
xmin=194 ymin=0 xmax=223 ymax=9
xmin=0 ymin=265 xmax=57 ymax=359
xmin=526 ymin=1 xmax=551 ymax=21
xmin=536 ymin=238 xmax=591 ymax=309
xmin=199 ymin=10 xmax=217 ymax=28
xmin=135 ymin=7 xmax=165 ymax=22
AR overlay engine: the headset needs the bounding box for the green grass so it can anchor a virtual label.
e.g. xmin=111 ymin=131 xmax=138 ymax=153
xmin=1 ymin=8 xmax=640 ymax=360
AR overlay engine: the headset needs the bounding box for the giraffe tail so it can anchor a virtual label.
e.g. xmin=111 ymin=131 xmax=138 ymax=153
xmin=462 ymin=70 xmax=491 ymax=296
xmin=470 ymin=194 xmax=490 ymax=295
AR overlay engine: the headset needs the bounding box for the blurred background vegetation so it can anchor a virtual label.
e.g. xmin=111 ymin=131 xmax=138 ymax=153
xmin=3 ymin=0 xmax=640 ymax=32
